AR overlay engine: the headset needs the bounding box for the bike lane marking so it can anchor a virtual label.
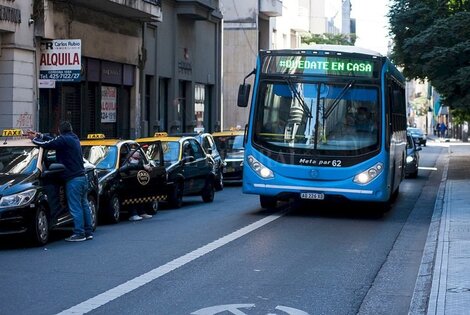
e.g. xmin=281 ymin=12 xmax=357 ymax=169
xmin=56 ymin=210 xmax=287 ymax=315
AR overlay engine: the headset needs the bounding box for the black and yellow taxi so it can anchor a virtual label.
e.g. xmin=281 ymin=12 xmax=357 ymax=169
xmin=80 ymin=134 xmax=167 ymax=223
xmin=136 ymin=132 xmax=216 ymax=208
xmin=212 ymin=130 xmax=245 ymax=183
xmin=0 ymin=129 xmax=99 ymax=246
xmin=169 ymin=132 xmax=224 ymax=191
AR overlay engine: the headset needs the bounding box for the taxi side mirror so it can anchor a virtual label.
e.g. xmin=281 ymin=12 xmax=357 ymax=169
xmin=43 ymin=163 xmax=65 ymax=177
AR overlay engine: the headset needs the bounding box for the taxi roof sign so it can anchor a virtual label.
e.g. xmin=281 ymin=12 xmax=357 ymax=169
xmin=2 ymin=129 xmax=23 ymax=137
xmin=87 ymin=133 xmax=106 ymax=139
xmin=153 ymin=132 xmax=168 ymax=137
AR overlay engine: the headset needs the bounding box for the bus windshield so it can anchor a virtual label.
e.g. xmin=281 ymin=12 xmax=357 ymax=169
xmin=254 ymin=80 xmax=380 ymax=156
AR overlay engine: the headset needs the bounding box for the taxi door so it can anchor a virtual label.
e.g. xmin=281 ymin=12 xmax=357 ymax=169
xmin=183 ymin=139 xmax=211 ymax=193
xmin=118 ymin=147 xmax=166 ymax=207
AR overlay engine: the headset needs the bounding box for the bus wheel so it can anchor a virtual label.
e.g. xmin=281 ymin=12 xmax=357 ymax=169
xmin=260 ymin=195 xmax=277 ymax=209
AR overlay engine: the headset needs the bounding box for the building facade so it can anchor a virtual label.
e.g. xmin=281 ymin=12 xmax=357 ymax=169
xmin=220 ymin=0 xmax=282 ymax=130
xmin=145 ymin=0 xmax=222 ymax=135
xmin=0 ymin=0 xmax=222 ymax=139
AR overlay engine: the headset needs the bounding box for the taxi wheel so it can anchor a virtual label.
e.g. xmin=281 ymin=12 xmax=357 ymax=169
xmin=201 ymin=180 xmax=215 ymax=203
xmin=147 ymin=200 xmax=159 ymax=215
xmin=30 ymin=205 xmax=49 ymax=246
xmin=108 ymin=194 xmax=120 ymax=224
xmin=168 ymin=183 xmax=183 ymax=208
xmin=215 ymin=171 xmax=224 ymax=191
xmin=88 ymin=195 xmax=98 ymax=231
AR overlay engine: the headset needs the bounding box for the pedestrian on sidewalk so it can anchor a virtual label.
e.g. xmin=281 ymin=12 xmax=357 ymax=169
xmin=439 ymin=122 xmax=447 ymax=138
xmin=27 ymin=121 xmax=94 ymax=242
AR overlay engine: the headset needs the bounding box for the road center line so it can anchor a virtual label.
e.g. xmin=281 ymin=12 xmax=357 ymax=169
xmin=56 ymin=210 xmax=287 ymax=315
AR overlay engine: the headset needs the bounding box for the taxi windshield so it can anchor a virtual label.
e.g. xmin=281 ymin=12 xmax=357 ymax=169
xmin=82 ymin=145 xmax=117 ymax=170
xmin=161 ymin=141 xmax=180 ymax=165
xmin=213 ymin=135 xmax=244 ymax=160
xmin=0 ymin=147 xmax=39 ymax=175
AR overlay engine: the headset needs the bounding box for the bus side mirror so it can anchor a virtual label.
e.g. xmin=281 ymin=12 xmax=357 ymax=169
xmin=237 ymin=84 xmax=251 ymax=107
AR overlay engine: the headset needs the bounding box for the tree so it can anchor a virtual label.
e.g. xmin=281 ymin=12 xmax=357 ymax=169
xmin=388 ymin=0 xmax=470 ymax=119
xmin=301 ymin=33 xmax=356 ymax=46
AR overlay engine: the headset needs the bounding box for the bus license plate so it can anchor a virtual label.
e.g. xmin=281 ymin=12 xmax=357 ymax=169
xmin=301 ymin=192 xmax=324 ymax=200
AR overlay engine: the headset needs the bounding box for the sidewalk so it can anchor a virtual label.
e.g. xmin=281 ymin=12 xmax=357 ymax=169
xmin=410 ymin=136 xmax=470 ymax=314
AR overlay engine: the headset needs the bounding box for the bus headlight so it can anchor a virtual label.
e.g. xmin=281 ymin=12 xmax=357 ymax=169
xmin=353 ymin=162 xmax=383 ymax=185
xmin=247 ymin=155 xmax=274 ymax=179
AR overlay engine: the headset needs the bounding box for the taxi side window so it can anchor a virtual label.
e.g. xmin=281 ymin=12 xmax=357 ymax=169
xmin=189 ymin=140 xmax=204 ymax=159
xmin=119 ymin=145 xmax=130 ymax=167
xmin=183 ymin=141 xmax=194 ymax=158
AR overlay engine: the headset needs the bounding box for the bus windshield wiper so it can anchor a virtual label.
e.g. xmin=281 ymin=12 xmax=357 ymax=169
xmin=324 ymin=80 xmax=355 ymax=119
xmin=284 ymin=78 xmax=313 ymax=118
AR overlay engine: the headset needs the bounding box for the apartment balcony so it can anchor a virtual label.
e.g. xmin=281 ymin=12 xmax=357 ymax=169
xmin=72 ymin=0 xmax=162 ymax=22
xmin=260 ymin=0 xmax=282 ymax=17
xmin=176 ymin=0 xmax=222 ymax=21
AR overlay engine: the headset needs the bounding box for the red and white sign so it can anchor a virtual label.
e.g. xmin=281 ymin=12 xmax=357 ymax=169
xmin=39 ymin=39 xmax=81 ymax=82
xmin=101 ymin=86 xmax=117 ymax=123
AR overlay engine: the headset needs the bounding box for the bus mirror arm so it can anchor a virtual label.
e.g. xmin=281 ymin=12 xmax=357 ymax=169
xmin=238 ymin=68 xmax=256 ymax=108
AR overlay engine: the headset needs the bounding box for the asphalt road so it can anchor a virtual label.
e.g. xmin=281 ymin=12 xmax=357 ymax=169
xmin=0 ymin=144 xmax=447 ymax=315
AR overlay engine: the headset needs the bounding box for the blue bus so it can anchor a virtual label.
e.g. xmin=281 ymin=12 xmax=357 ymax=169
xmin=237 ymin=45 xmax=407 ymax=210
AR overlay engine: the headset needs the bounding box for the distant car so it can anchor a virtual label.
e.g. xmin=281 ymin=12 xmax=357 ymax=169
xmin=0 ymin=129 xmax=98 ymax=246
xmin=407 ymin=127 xmax=427 ymax=146
xmin=169 ymin=132 xmax=224 ymax=191
xmin=405 ymin=133 xmax=422 ymax=178
xmin=212 ymin=130 xmax=245 ymax=183
xmin=136 ymin=133 xmax=217 ymax=208
xmin=81 ymin=135 xmax=167 ymax=223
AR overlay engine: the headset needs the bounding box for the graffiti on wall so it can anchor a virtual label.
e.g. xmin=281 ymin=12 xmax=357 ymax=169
xmin=16 ymin=112 xmax=33 ymax=128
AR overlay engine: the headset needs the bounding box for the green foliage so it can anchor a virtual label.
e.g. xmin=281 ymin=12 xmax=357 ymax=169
xmin=388 ymin=0 xmax=470 ymax=119
xmin=301 ymin=33 xmax=356 ymax=46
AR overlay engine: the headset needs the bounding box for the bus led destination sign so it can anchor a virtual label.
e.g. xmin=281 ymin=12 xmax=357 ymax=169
xmin=264 ymin=56 xmax=375 ymax=77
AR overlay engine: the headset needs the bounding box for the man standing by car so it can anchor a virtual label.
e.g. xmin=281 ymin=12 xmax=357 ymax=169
xmin=27 ymin=121 xmax=93 ymax=242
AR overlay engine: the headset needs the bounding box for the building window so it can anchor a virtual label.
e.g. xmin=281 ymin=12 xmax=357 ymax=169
xmin=194 ymin=84 xmax=205 ymax=132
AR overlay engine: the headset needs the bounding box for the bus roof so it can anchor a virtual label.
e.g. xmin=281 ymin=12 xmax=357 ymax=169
xmin=212 ymin=131 xmax=244 ymax=137
xmin=262 ymin=45 xmax=383 ymax=58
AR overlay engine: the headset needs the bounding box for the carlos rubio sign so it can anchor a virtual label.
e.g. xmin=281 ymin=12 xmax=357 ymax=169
xmin=39 ymin=39 xmax=81 ymax=83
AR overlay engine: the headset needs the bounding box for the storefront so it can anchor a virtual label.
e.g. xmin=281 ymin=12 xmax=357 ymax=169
xmin=39 ymin=57 xmax=135 ymax=139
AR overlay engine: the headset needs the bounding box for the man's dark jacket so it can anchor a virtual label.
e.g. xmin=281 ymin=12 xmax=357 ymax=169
xmin=32 ymin=131 xmax=85 ymax=181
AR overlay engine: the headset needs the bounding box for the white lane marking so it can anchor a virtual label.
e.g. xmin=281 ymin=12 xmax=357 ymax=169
xmin=419 ymin=166 xmax=438 ymax=171
xmin=56 ymin=211 xmax=287 ymax=315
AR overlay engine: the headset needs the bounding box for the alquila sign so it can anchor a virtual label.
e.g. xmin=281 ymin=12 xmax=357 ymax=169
xmin=39 ymin=39 xmax=82 ymax=82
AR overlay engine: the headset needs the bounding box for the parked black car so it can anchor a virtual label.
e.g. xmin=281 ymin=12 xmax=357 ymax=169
xmin=169 ymin=132 xmax=224 ymax=191
xmin=0 ymin=129 xmax=98 ymax=246
xmin=405 ymin=133 xmax=421 ymax=178
xmin=137 ymin=133 xmax=217 ymax=208
xmin=407 ymin=127 xmax=427 ymax=146
xmin=81 ymin=135 xmax=167 ymax=223
xmin=212 ymin=130 xmax=245 ymax=183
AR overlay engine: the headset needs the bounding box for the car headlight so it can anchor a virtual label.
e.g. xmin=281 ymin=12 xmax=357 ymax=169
xmin=353 ymin=163 xmax=383 ymax=185
xmin=406 ymin=155 xmax=415 ymax=163
xmin=247 ymin=155 xmax=274 ymax=179
xmin=0 ymin=189 xmax=37 ymax=208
